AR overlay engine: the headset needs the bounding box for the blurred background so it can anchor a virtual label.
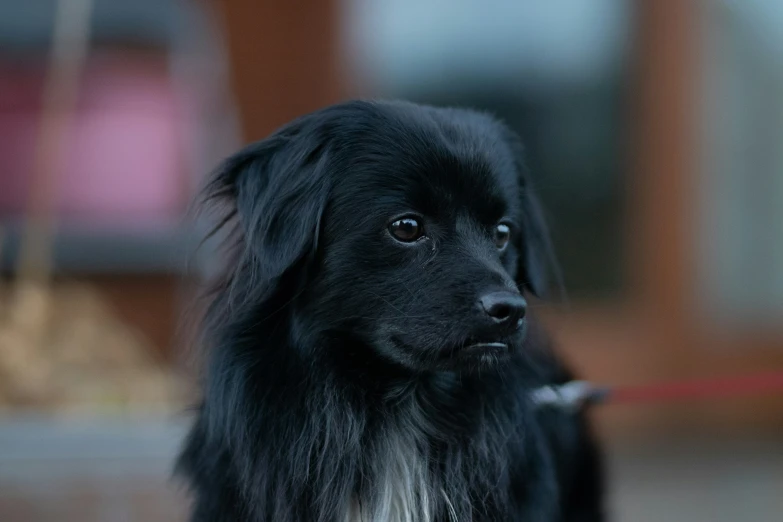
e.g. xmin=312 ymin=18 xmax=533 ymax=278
xmin=1 ymin=0 xmax=782 ymax=520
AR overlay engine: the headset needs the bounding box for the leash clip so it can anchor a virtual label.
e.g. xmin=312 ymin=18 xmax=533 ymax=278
xmin=530 ymin=381 xmax=608 ymax=412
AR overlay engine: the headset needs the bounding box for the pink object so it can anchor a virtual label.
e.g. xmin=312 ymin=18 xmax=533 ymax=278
xmin=0 ymin=56 xmax=189 ymax=229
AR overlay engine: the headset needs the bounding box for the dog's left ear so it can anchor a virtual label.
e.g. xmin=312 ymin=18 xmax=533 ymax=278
xmin=500 ymin=127 xmax=557 ymax=298
xmin=204 ymin=117 xmax=331 ymax=303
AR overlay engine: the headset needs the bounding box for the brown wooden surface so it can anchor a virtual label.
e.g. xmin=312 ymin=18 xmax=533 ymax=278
xmin=216 ymin=0 xmax=343 ymax=141
xmin=629 ymin=0 xmax=696 ymax=325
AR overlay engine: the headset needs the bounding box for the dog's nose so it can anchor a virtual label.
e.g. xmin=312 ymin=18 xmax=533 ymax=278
xmin=478 ymin=291 xmax=527 ymax=327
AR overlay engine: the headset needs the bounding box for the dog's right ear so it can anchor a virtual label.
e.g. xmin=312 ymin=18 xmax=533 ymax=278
xmin=498 ymin=125 xmax=561 ymax=299
xmin=203 ymin=120 xmax=330 ymax=303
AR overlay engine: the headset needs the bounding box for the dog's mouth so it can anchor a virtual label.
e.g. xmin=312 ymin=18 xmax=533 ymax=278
xmin=461 ymin=339 xmax=509 ymax=354
xmin=390 ymin=335 xmax=512 ymax=364
xmin=389 ymin=320 xmax=527 ymax=368
xmin=454 ymin=319 xmax=528 ymax=359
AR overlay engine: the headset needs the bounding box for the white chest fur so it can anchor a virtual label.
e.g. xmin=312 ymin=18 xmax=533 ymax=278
xmin=344 ymin=429 xmax=458 ymax=522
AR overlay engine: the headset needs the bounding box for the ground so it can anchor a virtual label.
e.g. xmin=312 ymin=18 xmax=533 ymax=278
xmin=0 ymin=417 xmax=781 ymax=521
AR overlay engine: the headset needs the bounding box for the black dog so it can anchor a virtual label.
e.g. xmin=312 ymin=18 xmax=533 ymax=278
xmin=177 ymin=100 xmax=603 ymax=521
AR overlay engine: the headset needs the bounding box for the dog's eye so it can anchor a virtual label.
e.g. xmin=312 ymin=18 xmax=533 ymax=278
xmin=494 ymin=223 xmax=511 ymax=250
xmin=389 ymin=217 xmax=423 ymax=242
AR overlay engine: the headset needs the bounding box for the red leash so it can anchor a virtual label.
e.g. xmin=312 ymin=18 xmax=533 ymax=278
xmin=605 ymin=371 xmax=783 ymax=405
xmin=532 ymin=371 xmax=783 ymax=410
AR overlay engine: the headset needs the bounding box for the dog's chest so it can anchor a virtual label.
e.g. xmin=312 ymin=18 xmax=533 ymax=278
xmin=344 ymin=430 xmax=448 ymax=522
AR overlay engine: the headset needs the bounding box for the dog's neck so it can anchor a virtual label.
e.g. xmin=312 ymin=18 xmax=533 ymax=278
xmin=346 ymin=400 xmax=441 ymax=522
xmin=222 ymin=327 xmax=547 ymax=521
xmin=312 ymin=357 xmax=509 ymax=521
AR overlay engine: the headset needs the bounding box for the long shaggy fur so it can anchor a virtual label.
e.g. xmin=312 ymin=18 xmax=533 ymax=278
xmin=177 ymin=100 xmax=603 ymax=521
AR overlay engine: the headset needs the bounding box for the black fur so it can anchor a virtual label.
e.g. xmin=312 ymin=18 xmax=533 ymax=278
xmin=177 ymin=100 xmax=603 ymax=521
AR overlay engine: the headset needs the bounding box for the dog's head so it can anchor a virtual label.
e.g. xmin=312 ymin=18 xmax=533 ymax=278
xmin=206 ymin=100 xmax=555 ymax=372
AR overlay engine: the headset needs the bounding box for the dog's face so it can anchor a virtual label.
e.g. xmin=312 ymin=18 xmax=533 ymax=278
xmin=210 ymin=101 xmax=552 ymax=372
